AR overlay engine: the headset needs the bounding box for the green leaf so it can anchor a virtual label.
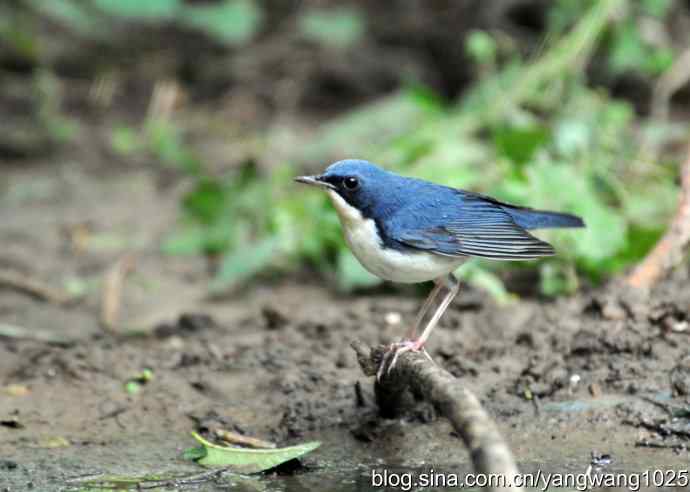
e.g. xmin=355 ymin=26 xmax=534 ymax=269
xmin=180 ymin=0 xmax=262 ymax=45
xmin=553 ymin=120 xmax=590 ymax=157
xmin=524 ymin=160 xmax=627 ymax=263
xmin=539 ymin=261 xmax=578 ymax=296
xmin=162 ymin=226 xmax=209 ymax=255
xmin=465 ymin=30 xmax=497 ymax=65
xmin=456 ymin=262 xmax=515 ymax=305
xmin=125 ymin=380 xmax=141 ymax=394
xmin=601 ymin=225 xmax=663 ymax=273
xmin=644 ymin=47 xmax=674 ymax=75
xmin=641 ymin=0 xmax=673 ymax=18
xmin=27 ymin=0 xmax=99 ymax=36
xmin=124 ymin=369 xmax=154 ymax=394
xmin=298 ymin=7 xmax=365 ymax=48
xmin=182 ymin=178 xmax=228 ymax=225
xmin=608 ymin=22 xmax=648 ymax=75
xmin=146 ymin=120 xmax=201 ymax=173
xmin=187 ymin=432 xmax=320 ymax=472
xmin=92 ymin=0 xmax=180 ymax=20
xmin=493 ymin=125 xmax=550 ymax=166
xmin=182 ymin=445 xmax=206 ymax=461
xmin=110 ymin=126 xmax=141 ymax=156
xmin=406 ymin=85 xmax=445 ymax=113
xmin=210 ymin=237 xmax=278 ymax=292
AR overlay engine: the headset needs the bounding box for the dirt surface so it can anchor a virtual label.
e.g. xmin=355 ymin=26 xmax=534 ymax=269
xmin=2 ymin=160 xmax=690 ymax=491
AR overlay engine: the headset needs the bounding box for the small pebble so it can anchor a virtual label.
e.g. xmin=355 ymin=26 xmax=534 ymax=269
xmin=601 ymin=301 xmax=626 ymax=320
xmin=165 ymin=336 xmax=184 ymax=350
xmin=384 ymin=312 xmax=402 ymax=326
xmin=671 ymin=320 xmax=688 ymax=332
xmin=589 ymin=382 xmax=602 ymax=398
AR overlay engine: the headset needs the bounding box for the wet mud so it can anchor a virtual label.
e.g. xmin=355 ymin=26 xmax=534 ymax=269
xmin=1 ymin=163 xmax=690 ymax=491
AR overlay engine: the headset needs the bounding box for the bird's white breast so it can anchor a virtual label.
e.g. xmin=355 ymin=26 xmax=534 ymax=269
xmin=327 ymin=191 xmax=464 ymax=283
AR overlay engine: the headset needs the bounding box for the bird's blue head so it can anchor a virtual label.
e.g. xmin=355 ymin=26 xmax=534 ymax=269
xmin=295 ymin=159 xmax=405 ymax=220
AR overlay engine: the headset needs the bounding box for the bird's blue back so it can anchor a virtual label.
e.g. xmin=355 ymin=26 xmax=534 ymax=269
xmin=322 ymin=160 xmax=584 ymax=259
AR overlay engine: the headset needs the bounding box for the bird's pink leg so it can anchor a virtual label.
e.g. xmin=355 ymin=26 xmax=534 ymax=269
xmin=405 ymin=279 xmax=445 ymax=340
xmin=377 ymin=274 xmax=460 ymax=380
xmin=413 ymin=274 xmax=459 ymax=348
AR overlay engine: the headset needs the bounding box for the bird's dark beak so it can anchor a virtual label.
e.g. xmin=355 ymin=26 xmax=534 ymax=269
xmin=294 ymin=175 xmax=335 ymax=190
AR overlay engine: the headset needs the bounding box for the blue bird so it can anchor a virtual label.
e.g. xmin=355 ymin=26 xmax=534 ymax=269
xmin=296 ymin=159 xmax=584 ymax=378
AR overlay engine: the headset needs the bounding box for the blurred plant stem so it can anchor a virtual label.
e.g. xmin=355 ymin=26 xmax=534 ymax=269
xmin=400 ymin=0 xmax=626 ymax=141
xmin=626 ymin=141 xmax=690 ymax=289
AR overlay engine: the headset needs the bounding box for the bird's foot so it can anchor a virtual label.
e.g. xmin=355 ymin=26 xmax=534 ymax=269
xmin=376 ymin=339 xmax=434 ymax=381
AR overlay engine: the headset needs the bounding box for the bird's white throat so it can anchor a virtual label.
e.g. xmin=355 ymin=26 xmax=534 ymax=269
xmin=327 ymin=190 xmax=464 ymax=283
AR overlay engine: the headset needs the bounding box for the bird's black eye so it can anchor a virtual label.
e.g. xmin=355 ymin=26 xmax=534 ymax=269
xmin=343 ymin=177 xmax=359 ymax=191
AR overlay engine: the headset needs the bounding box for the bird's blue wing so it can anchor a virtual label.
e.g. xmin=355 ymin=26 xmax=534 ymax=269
xmin=386 ymin=193 xmax=555 ymax=260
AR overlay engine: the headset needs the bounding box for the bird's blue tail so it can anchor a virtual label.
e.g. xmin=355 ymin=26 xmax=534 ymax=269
xmin=502 ymin=206 xmax=585 ymax=230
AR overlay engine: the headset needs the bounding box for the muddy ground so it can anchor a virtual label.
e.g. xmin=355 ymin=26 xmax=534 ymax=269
xmin=1 ymin=158 xmax=690 ymax=492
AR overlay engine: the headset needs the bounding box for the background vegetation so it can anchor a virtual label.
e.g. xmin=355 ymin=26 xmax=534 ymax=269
xmin=2 ymin=0 xmax=688 ymax=299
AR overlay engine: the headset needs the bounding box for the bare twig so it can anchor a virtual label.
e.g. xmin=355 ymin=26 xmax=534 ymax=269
xmin=137 ymin=468 xmax=232 ymax=490
xmin=215 ymin=429 xmax=276 ymax=449
xmin=651 ymin=48 xmax=690 ymax=123
xmin=64 ymin=467 xmax=233 ymax=490
xmin=351 ymin=340 xmax=524 ymax=492
xmin=0 ymin=268 xmax=72 ymax=305
xmin=626 ymin=143 xmax=690 ymax=289
xmin=147 ymin=80 xmax=184 ymax=122
xmin=0 ymin=322 xmax=72 ymax=345
xmin=100 ymin=254 xmax=136 ymax=331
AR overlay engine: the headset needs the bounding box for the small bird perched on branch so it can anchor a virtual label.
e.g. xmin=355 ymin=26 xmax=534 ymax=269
xmin=296 ymin=160 xmax=584 ymax=379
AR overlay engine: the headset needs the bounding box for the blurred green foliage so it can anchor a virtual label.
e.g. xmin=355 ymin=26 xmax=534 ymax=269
xmin=111 ymin=120 xmax=201 ymax=174
xmin=149 ymin=0 xmax=682 ymax=297
xmin=21 ymin=0 xmax=679 ymax=297
xmin=16 ymin=0 xmax=362 ymax=48
xmin=17 ymin=0 xmax=262 ymax=46
xmin=33 ymin=69 xmax=79 ymax=143
xmin=298 ymin=7 xmax=366 ymax=48
xmin=550 ymin=0 xmax=675 ymax=77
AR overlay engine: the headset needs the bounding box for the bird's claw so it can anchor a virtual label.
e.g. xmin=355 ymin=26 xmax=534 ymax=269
xmin=376 ymin=340 xmax=434 ymax=381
